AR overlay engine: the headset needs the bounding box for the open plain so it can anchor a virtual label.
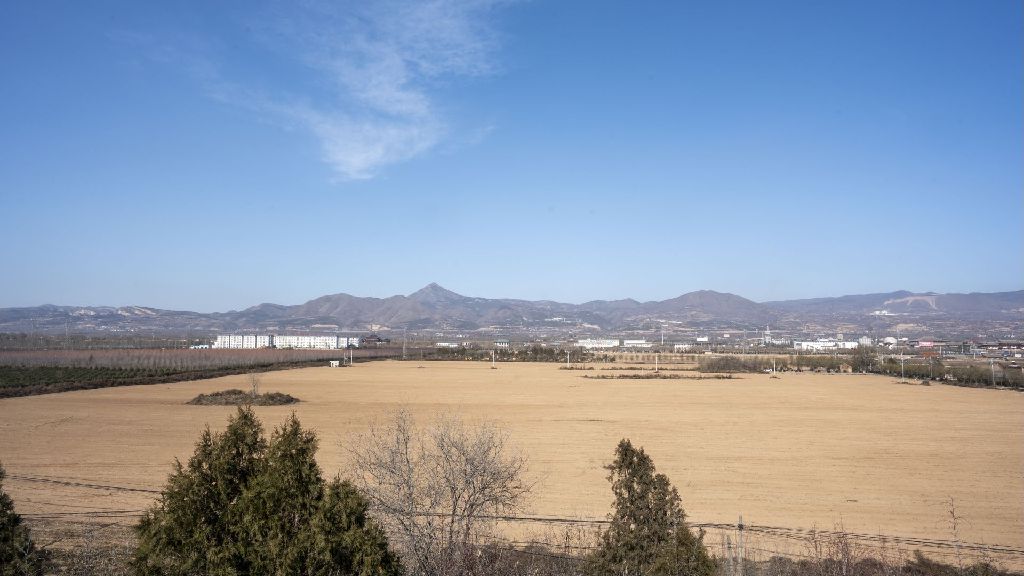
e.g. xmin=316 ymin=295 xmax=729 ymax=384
xmin=1 ymin=360 xmax=1021 ymax=561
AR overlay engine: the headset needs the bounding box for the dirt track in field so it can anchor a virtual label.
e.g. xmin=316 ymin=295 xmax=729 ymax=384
xmin=1 ymin=361 xmax=1021 ymax=558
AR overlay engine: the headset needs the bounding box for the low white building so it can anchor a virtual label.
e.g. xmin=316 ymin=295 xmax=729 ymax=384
xmin=793 ymin=339 xmax=859 ymax=352
xmin=622 ymin=339 xmax=653 ymax=349
xmin=673 ymin=343 xmax=692 ymax=352
xmin=435 ymin=342 xmax=461 ymax=349
xmin=576 ymin=339 xmax=620 ymax=349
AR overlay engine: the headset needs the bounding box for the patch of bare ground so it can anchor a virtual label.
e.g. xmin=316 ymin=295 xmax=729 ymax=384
xmin=186 ymin=389 xmax=299 ymax=406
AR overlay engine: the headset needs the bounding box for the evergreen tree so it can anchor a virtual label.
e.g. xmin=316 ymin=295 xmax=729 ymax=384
xmin=133 ymin=407 xmax=402 ymax=576
xmin=0 ymin=463 xmax=45 ymax=576
xmin=134 ymin=406 xmax=266 ymax=574
xmin=585 ymin=440 xmax=715 ymax=576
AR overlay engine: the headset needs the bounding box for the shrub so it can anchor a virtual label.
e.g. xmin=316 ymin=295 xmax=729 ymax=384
xmin=186 ymin=389 xmax=299 ymax=406
xmin=585 ymin=440 xmax=715 ymax=576
xmin=0 ymin=463 xmax=46 ymax=576
xmin=133 ymin=407 xmax=402 ymax=576
xmin=349 ymin=411 xmax=530 ymax=576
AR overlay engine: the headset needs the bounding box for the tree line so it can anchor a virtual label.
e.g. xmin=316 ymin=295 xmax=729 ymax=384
xmin=697 ymin=350 xmax=1023 ymax=389
xmin=0 ymin=349 xmax=401 ymax=398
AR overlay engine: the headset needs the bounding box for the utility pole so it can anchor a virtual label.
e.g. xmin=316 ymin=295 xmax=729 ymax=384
xmin=566 ymin=350 xmax=570 ymax=368
xmin=726 ymin=536 xmax=735 ymax=576
xmin=737 ymin=515 xmax=745 ymax=576
xmin=402 ymin=329 xmax=407 ymax=360
xmin=990 ymin=358 xmax=996 ymax=386
xmin=491 ymin=349 xmax=496 ymax=369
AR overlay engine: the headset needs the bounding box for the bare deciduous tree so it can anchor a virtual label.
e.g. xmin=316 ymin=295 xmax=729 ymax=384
xmin=348 ymin=410 xmax=531 ymax=576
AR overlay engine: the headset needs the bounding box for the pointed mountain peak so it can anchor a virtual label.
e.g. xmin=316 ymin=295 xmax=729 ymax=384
xmin=408 ymin=283 xmax=465 ymax=304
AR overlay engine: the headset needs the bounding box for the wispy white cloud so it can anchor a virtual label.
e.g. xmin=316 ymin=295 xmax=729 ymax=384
xmin=247 ymin=0 xmax=511 ymax=180
xmin=294 ymin=106 xmax=445 ymax=180
xmin=113 ymin=1 xmax=510 ymax=180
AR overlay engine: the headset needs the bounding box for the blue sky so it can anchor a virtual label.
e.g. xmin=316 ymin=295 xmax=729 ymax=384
xmin=1 ymin=1 xmax=1021 ymax=311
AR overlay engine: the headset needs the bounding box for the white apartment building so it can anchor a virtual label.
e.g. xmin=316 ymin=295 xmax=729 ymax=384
xmin=214 ymin=334 xmax=244 ymax=349
xmin=274 ymin=335 xmax=341 ymax=349
xmin=243 ymin=335 xmax=273 ymax=349
xmin=213 ymin=334 xmax=361 ymax=349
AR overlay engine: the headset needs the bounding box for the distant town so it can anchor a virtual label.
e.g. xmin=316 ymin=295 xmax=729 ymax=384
xmin=204 ymin=330 xmax=1024 ymax=361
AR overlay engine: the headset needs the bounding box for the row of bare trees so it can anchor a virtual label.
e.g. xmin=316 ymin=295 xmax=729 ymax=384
xmin=0 ymin=348 xmax=393 ymax=371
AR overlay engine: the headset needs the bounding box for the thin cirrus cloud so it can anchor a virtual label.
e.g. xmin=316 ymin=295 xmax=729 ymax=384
xmin=252 ymin=0 xmax=510 ymax=180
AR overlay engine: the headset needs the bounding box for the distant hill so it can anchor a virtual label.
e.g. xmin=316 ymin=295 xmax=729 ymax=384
xmin=1 ymin=285 xmax=1021 ymax=340
xmin=764 ymin=290 xmax=1024 ymax=319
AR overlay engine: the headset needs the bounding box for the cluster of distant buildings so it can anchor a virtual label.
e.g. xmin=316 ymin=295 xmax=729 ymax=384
xmin=213 ymin=334 xmax=361 ymax=350
xmin=210 ymin=331 xmax=1023 ymax=359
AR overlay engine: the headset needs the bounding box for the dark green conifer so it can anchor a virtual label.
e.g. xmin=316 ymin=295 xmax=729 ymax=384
xmin=134 ymin=407 xmax=402 ymax=576
xmin=585 ymin=439 xmax=715 ymax=576
xmin=0 ymin=463 xmax=45 ymax=576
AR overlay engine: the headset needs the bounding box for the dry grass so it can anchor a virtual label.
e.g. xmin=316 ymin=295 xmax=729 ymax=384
xmin=1 ymin=360 xmax=1021 ymax=563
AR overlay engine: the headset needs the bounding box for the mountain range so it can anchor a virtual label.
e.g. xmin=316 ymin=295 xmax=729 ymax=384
xmin=2 ymin=284 xmax=1022 ymax=340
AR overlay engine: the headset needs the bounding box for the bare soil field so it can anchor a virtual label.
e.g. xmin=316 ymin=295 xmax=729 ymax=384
xmin=1 ymin=360 xmax=1021 ymax=561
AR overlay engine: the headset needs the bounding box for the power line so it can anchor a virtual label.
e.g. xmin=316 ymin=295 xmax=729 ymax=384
xmin=7 ymin=474 xmax=162 ymax=495
xmin=9 ymin=473 xmax=1023 ymax=558
xmin=22 ymin=510 xmax=146 ymax=519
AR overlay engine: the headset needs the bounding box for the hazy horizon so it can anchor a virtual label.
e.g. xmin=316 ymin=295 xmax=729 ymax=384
xmin=2 ymin=1 xmax=1021 ymax=312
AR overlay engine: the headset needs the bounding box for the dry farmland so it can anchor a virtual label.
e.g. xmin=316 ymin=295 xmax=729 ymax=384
xmin=1 ymin=360 xmax=1021 ymax=563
